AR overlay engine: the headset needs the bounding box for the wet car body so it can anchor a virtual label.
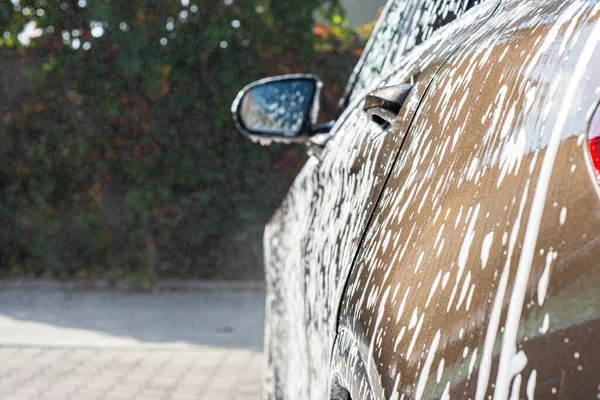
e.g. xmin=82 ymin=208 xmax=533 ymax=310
xmin=252 ymin=0 xmax=600 ymax=399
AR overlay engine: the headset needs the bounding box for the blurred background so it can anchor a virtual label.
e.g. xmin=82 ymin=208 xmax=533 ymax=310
xmin=0 ymin=2 xmax=385 ymax=398
xmin=0 ymin=0 xmax=385 ymax=287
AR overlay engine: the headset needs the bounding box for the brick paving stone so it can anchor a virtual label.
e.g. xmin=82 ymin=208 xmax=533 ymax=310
xmin=0 ymin=290 xmax=265 ymax=399
xmin=0 ymin=347 xmax=263 ymax=399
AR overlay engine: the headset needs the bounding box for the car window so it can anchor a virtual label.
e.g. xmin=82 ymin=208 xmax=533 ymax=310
xmin=341 ymin=0 xmax=485 ymax=108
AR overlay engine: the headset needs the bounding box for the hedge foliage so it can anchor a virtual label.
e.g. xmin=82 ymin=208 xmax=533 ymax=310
xmin=0 ymin=0 xmax=365 ymax=286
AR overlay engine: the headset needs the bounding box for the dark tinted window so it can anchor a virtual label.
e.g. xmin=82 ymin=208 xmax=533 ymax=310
xmin=343 ymin=0 xmax=484 ymax=106
xmin=413 ymin=0 xmax=481 ymax=47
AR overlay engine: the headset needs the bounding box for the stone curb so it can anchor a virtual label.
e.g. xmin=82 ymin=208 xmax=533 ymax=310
xmin=0 ymin=279 xmax=266 ymax=293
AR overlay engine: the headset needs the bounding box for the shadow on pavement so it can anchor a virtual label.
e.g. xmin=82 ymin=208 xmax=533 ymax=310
xmin=0 ymin=290 xmax=266 ymax=350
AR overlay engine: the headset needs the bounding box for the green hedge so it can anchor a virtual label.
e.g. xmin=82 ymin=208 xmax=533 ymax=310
xmin=0 ymin=0 xmax=365 ymax=286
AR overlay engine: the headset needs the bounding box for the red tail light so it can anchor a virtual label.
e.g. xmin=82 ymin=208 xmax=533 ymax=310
xmin=589 ymin=106 xmax=600 ymax=185
xmin=590 ymin=138 xmax=600 ymax=182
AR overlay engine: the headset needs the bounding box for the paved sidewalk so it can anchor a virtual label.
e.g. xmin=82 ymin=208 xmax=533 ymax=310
xmin=0 ymin=289 xmax=265 ymax=400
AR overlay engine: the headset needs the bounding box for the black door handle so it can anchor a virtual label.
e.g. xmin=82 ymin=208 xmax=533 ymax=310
xmin=364 ymin=84 xmax=413 ymax=128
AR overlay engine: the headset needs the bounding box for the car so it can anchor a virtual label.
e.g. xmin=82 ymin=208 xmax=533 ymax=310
xmin=231 ymin=0 xmax=600 ymax=399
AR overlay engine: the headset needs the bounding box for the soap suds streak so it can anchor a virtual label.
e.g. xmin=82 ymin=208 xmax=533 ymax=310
xmin=264 ymin=0 xmax=600 ymax=399
xmin=493 ymin=8 xmax=600 ymax=400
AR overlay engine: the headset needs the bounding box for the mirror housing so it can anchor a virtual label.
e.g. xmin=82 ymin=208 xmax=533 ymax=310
xmin=231 ymin=74 xmax=324 ymax=145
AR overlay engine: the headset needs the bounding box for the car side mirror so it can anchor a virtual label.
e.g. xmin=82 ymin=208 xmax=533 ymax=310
xmin=232 ymin=74 xmax=330 ymax=145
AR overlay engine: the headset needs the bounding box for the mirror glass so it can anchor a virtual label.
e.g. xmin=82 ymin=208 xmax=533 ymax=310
xmin=239 ymin=79 xmax=316 ymax=137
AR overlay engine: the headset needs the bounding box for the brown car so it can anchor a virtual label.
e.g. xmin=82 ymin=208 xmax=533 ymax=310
xmin=232 ymin=0 xmax=600 ymax=399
